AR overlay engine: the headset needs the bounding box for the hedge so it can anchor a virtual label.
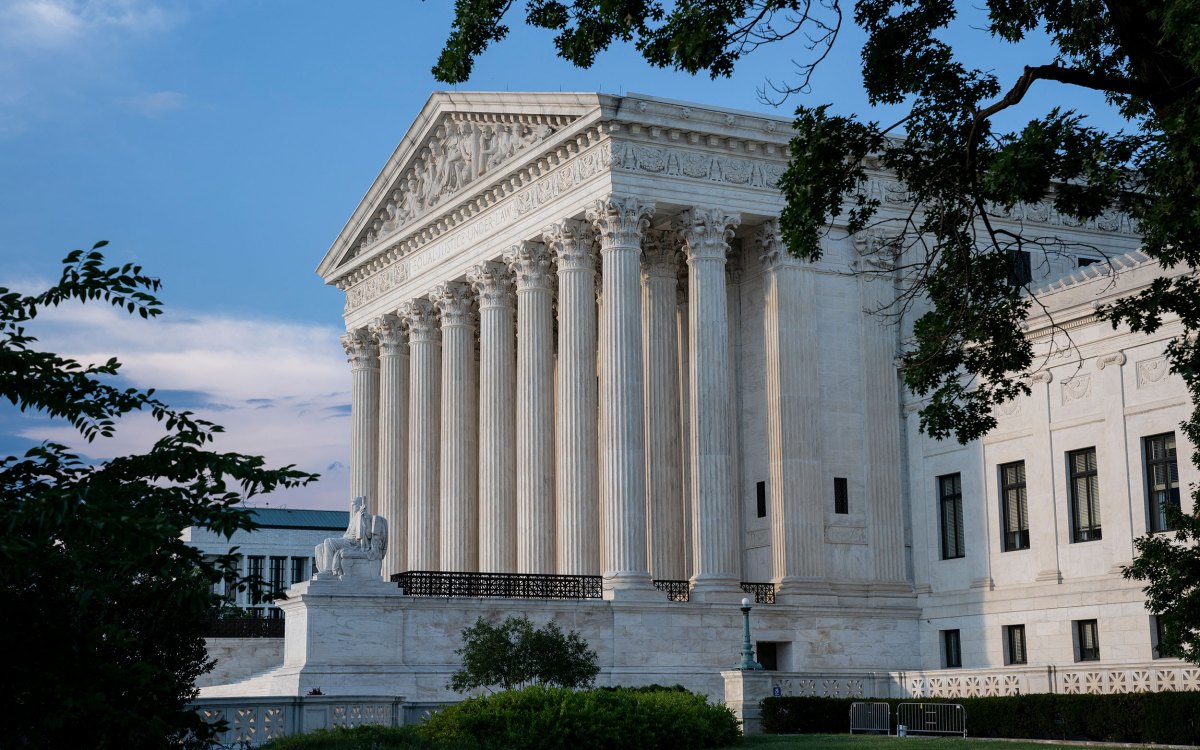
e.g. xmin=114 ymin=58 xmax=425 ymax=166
xmin=760 ymin=692 xmax=1200 ymax=746
xmin=417 ymin=685 xmax=740 ymax=750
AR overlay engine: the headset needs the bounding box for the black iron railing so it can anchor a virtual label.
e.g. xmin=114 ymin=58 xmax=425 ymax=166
xmin=391 ymin=570 xmax=603 ymax=599
xmin=652 ymin=579 xmax=690 ymax=602
xmin=740 ymin=581 xmax=776 ymax=604
xmin=206 ymin=617 xmax=285 ymax=638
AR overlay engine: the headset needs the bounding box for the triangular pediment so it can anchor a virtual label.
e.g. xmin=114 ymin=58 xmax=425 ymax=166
xmin=317 ymin=92 xmax=606 ymax=281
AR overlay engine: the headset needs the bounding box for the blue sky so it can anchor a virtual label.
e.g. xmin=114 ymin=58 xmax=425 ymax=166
xmin=0 ymin=1 xmax=1126 ymax=510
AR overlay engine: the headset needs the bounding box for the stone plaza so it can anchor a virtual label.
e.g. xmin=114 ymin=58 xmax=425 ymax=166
xmin=199 ymin=92 xmax=1199 ymax=733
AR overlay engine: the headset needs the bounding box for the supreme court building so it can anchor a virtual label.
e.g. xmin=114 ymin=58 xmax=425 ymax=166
xmin=202 ymin=92 xmax=1199 ymax=710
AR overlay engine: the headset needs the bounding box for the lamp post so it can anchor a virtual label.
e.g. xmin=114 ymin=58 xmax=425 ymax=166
xmin=735 ymin=596 xmax=763 ymax=670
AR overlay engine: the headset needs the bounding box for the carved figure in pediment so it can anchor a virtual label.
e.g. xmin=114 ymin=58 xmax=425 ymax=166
xmin=487 ymin=123 xmax=518 ymax=169
xmin=384 ymin=190 xmax=403 ymax=230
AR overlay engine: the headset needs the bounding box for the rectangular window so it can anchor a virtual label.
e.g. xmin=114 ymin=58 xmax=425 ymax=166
xmin=756 ymin=481 xmax=767 ymax=519
xmin=1077 ymin=256 xmax=1100 ymax=267
xmin=942 ymin=629 xmax=962 ymax=668
xmin=1007 ymin=249 xmax=1033 ymax=286
xmin=1145 ymin=433 xmax=1180 ymax=533
xmin=756 ymin=642 xmax=778 ymax=671
xmin=938 ymin=473 xmax=965 ymax=560
xmin=1069 ymin=448 xmax=1102 ymax=542
xmin=834 ymin=477 xmax=849 ymax=515
xmin=291 ymin=556 xmax=308 ymax=584
xmin=269 ymin=556 xmax=287 ymax=591
xmin=248 ymin=555 xmax=264 ymax=581
xmin=1076 ymin=619 xmax=1100 ymax=662
xmin=1000 ymin=461 xmax=1030 ymax=551
xmin=1005 ymin=625 xmax=1027 ymax=665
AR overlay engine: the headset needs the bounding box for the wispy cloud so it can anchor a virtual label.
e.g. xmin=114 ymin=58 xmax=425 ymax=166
xmin=0 ymin=0 xmax=191 ymax=135
xmin=0 ymin=0 xmax=180 ymax=50
xmin=123 ymin=89 xmax=188 ymax=117
xmin=5 ymin=287 xmax=353 ymax=510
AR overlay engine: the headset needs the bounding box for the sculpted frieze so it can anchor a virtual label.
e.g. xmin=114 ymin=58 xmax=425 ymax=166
xmin=343 ymin=140 xmax=613 ymax=313
xmin=608 ymin=140 xmax=786 ymax=188
xmin=347 ymin=113 xmax=573 ymax=259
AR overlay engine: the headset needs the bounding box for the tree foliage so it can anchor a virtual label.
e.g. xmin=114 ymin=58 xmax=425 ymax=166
xmin=1123 ymin=507 xmax=1200 ymax=663
xmin=434 ymin=1 xmax=1200 ymax=663
xmin=450 ymin=615 xmax=599 ymax=693
xmin=0 ymin=244 xmax=318 ymax=749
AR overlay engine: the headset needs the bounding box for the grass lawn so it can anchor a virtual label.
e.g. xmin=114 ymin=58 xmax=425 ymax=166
xmin=730 ymin=734 xmax=1113 ymax=750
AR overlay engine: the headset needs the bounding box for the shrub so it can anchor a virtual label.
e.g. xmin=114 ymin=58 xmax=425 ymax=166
xmin=418 ymin=685 xmax=740 ymax=750
xmin=450 ymin=616 xmax=598 ymax=693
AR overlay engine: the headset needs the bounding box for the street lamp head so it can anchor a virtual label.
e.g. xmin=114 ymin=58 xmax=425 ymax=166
xmin=741 ymin=597 xmax=751 ymax=607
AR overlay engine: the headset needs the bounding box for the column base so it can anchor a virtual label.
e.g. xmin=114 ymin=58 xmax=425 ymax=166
xmin=773 ymin=577 xmax=838 ymax=607
xmin=602 ymin=571 xmax=658 ymax=601
xmin=688 ymin=574 xmax=744 ymax=604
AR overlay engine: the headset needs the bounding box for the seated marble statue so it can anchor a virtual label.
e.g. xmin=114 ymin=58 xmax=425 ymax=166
xmin=314 ymin=496 xmax=388 ymax=579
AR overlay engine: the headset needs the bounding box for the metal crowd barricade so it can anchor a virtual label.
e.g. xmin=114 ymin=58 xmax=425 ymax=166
xmin=896 ymin=702 xmax=967 ymax=737
xmin=849 ymin=701 xmax=891 ymax=734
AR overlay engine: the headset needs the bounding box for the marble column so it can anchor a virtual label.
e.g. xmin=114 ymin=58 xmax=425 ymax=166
xmin=641 ymin=229 xmax=686 ymax=580
xmin=401 ymin=298 xmax=440 ymax=571
xmin=676 ymin=279 xmax=694 ymax=580
xmin=545 ymin=219 xmax=601 ymax=575
xmin=587 ymin=196 xmax=655 ymax=597
xmin=432 ymin=281 xmax=478 ymax=572
xmin=680 ymin=206 xmax=742 ymax=601
xmin=854 ymin=238 xmax=908 ymax=586
xmin=369 ymin=313 xmax=408 ymax=579
xmin=468 ymin=261 xmax=517 ymax=573
xmin=757 ymin=221 xmax=825 ymax=595
xmin=341 ymin=329 xmax=379 ymax=513
xmin=504 ymin=241 xmax=556 ymax=574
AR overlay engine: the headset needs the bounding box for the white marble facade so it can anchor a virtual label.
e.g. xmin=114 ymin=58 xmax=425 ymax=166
xmin=209 ymin=92 xmax=1192 ymax=702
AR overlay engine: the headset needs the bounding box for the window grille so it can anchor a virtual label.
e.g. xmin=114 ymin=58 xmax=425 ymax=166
xmin=1068 ymin=448 xmax=1102 ymax=542
xmin=834 ymin=477 xmax=849 ymax=515
xmin=1145 ymin=433 xmax=1180 ymax=533
xmin=938 ymin=473 xmax=965 ymax=560
xmin=1000 ymin=461 xmax=1029 ymax=551
xmin=1076 ymin=619 xmax=1100 ymax=662
xmin=1006 ymin=624 xmax=1027 ymax=665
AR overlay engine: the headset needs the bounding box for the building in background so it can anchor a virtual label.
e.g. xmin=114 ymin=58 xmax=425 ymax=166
xmin=184 ymin=508 xmax=348 ymax=618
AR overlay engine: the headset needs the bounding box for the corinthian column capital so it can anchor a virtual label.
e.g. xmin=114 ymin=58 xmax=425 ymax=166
xmin=369 ymin=313 xmax=407 ymax=357
xmin=679 ymin=207 xmax=740 ymax=261
xmin=641 ymin=228 xmax=681 ymax=281
xmin=586 ymin=196 xmax=655 ymax=249
xmin=340 ymin=328 xmax=377 ymax=370
xmin=400 ymin=298 xmax=440 ymax=343
xmin=431 ymin=281 xmax=476 ymax=327
xmin=467 ymin=261 xmax=515 ymax=309
xmin=754 ymin=219 xmax=798 ymax=270
xmin=504 ymin=240 xmax=555 ymax=291
xmin=543 ymin=218 xmax=597 ymax=271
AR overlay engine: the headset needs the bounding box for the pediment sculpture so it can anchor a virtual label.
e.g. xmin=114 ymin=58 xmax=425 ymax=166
xmin=351 ymin=115 xmax=564 ymax=257
xmin=314 ymin=496 xmax=388 ymax=580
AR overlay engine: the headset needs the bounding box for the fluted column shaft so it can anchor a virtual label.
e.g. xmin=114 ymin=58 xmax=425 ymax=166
xmin=588 ymin=196 xmax=655 ymax=596
xmin=342 ymin=329 xmax=380 ymax=513
xmin=757 ymin=222 xmax=825 ymax=592
xmin=402 ymin=299 xmax=440 ymax=571
xmin=433 ymin=282 xmax=478 ymax=572
xmin=469 ymin=261 xmax=517 ymax=572
xmin=681 ymin=207 xmax=742 ymax=599
xmin=546 ymin=220 xmax=601 ymax=575
xmin=505 ymin=241 xmax=556 ymax=573
xmin=641 ymin=231 xmax=686 ymax=580
xmin=370 ymin=315 xmax=408 ymax=579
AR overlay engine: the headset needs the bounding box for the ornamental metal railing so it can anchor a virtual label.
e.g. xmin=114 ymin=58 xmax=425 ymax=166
xmin=741 ymin=581 xmax=777 ymax=604
xmin=653 ymin=579 xmax=690 ymax=602
xmin=391 ymin=571 xmax=603 ymax=599
xmin=206 ymin=617 xmax=285 ymax=638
